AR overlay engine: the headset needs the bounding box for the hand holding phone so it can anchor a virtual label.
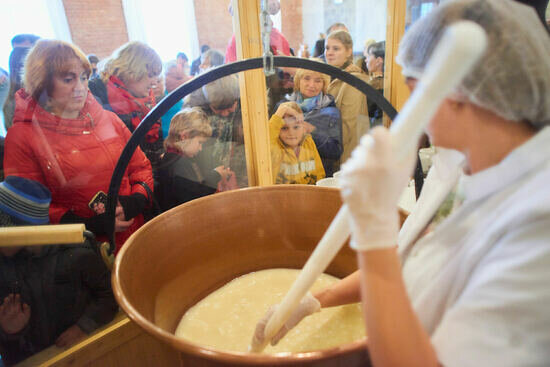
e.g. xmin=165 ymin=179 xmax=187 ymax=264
xmin=89 ymin=191 xmax=108 ymax=214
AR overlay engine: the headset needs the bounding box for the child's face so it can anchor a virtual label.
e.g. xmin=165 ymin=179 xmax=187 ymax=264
xmin=182 ymin=136 xmax=208 ymax=157
xmin=279 ymin=116 xmax=306 ymax=149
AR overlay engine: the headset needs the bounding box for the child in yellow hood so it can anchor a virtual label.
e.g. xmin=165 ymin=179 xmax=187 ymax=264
xmin=269 ymin=102 xmax=325 ymax=184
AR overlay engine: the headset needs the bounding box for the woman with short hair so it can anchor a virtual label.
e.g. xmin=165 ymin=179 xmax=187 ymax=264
xmin=88 ymin=41 xmax=163 ymax=166
xmin=4 ymin=39 xmax=154 ymax=254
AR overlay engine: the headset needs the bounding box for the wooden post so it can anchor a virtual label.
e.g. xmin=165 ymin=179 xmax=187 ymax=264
xmin=232 ymin=0 xmax=273 ymax=186
xmin=384 ymin=0 xmax=410 ymax=127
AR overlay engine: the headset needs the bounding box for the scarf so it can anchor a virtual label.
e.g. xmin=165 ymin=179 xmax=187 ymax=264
xmin=293 ymin=92 xmax=322 ymax=113
xmin=106 ymin=75 xmax=159 ymax=143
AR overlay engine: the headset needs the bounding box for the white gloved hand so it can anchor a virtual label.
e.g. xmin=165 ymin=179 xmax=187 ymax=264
xmin=250 ymin=292 xmax=321 ymax=350
xmin=340 ymin=127 xmax=417 ymax=251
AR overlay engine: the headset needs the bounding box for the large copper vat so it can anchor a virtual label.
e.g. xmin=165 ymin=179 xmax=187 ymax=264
xmin=113 ymin=185 xmax=370 ymax=366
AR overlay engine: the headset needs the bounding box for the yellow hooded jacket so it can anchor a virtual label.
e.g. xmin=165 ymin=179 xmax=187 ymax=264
xmin=269 ymin=115 xmax=326 ymax=184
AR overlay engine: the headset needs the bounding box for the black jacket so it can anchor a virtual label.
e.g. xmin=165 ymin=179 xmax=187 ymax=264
xmin=0 ymin=243 xmax=117 ymax=365
xmin=156 ymin=152 xmax=220 ymax=211
xmin=190 ymin=57 xmax=201 ymax=76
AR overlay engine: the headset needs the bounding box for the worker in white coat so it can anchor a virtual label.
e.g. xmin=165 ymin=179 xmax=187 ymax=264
xmin=252 ymin=0 xmax=550 ymax=366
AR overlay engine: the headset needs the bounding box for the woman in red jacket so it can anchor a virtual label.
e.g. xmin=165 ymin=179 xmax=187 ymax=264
xmin=3 ymin=40 xmax=154 ymax=254
xmin=88 ymin=41 xmax=163 ymax=168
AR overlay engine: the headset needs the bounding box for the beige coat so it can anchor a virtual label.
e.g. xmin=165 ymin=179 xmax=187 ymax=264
xmin=327 ymin=63 xmax=370 ymax=163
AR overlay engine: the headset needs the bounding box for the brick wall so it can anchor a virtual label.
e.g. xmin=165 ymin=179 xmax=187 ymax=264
xmin=281 ymin=0 xmax=303 ymax=53
xmin=62 ymin=0 xmax=304 ymax=61
xmin=193 ymin=0 xmax=303 ymax=58
xmin=63 ymin=0 xmax=129 ymax=59
xmin=193 ymin=0 xmax=234 ymax=56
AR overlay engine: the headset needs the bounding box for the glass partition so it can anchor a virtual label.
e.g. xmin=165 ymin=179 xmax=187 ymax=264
xmin=0 ymin=1 xmax=245 ymax=364
xmin=264 ymin=0 xmax=388 ymax=183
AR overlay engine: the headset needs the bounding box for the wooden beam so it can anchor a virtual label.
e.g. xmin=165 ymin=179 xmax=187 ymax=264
xmin=232 ymin=0 xmax=273 ymax=186
xmin=384 ymin=0 xmax=410 ymax=127
xmin=15 ymin=315 xmax=180 ymax=367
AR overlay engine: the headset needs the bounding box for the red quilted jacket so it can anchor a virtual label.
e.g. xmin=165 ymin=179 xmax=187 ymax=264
xmin=4 ymin=89 xmax=154 ymax=252
xmin=106 ymin=75 xmax=160 ymax=143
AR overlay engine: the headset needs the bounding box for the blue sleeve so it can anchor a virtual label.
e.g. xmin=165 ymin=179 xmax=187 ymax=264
xmin=309 ymin=107 xmax=343 ymax=160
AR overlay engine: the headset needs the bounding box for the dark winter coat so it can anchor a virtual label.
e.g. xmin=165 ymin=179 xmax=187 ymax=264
xmin=156 ymin=152 xmax=220 ymax=211
xmin=0 ymin=244 xmax=117 ymax=365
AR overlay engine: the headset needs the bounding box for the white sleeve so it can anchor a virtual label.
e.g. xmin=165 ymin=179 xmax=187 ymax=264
xmin=431 ymin=218 xmax=550 ymax=367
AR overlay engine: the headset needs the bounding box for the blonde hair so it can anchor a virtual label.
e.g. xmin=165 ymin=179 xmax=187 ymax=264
xmin=280 ymin=101 xmax=303 ymax=117
xmin=164 ymin=107 xmax=212 ymax=151
xmin=293 ymin=68 xmax=330 ymax=95
xmin=327 ymin=30 xmax=353 ymax=63
xmin=363 ymin=39 xmax=376 ymax=52
xmin=100 ymin=41 xmax=162 ymax=84
xmin=287 ymin=102 xmax=301 ymax=114
xmin=23 ymin=39 xmax=91 ymax=103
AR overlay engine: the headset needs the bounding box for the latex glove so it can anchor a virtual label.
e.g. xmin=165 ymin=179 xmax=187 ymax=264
xmin=340 ymin=127 xmax=417 ymax=251
xmin=250 ymin=292 xmax=320 ymax=350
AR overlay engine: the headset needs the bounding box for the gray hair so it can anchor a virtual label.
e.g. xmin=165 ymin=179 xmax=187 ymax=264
xmin=163 ymin=60 xmax=178 ymax=75
xmin=202 ymin=75 xmax=240 ymax=109
xmin=201 ymin=49 xmax=224 ymax=67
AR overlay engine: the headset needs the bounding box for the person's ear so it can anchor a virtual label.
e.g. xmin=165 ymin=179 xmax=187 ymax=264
xmin=449 ymin=99 xmax=465 ymax=111
xmin=180 ymin=131 xmax=189 ymax=140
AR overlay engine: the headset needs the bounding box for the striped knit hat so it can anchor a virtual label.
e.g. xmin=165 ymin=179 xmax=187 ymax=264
xmin=0 ymin=176 xmax=51 ymax=225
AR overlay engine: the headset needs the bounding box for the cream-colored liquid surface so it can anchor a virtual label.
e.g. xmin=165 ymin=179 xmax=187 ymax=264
xmin=175 ymin=268 xmax=365 ymax=354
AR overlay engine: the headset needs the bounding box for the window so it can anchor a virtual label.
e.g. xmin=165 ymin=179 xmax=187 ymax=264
xmin=0 ymin=0 xmax=71 ymax=70
xmin=122 ymin=0 xmax=200 ymax=62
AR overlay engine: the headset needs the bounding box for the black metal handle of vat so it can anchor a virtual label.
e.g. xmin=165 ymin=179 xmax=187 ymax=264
xmin=106 ymin=56 xmax=422 ymax=253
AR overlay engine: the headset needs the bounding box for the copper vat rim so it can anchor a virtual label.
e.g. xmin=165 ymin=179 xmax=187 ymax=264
xmin=113 ymin=185 xmax=368 ymax=365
